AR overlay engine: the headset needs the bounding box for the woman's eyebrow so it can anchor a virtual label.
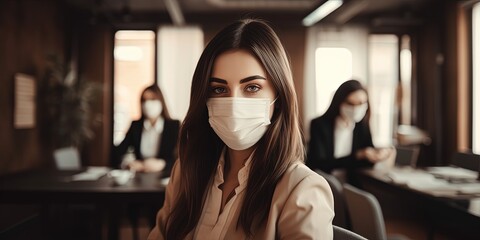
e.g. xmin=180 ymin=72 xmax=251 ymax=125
xmin=210 ymin=77 xmax=227 ymax=84
xmin=239 ymin=75 xmax=266 ymax=83
xmin=209 ymin=75 xmax=266 ymax=84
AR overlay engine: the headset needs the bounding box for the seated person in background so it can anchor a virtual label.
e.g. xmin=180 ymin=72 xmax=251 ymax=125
xmin=113 ymin=84 xmax=179 ymax=176
xmin=307 ymin=80 xmax=394 ymax=181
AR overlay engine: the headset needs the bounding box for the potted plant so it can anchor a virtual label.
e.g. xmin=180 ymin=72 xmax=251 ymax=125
xmin=43 ymin=55 xmax=101 ymax=169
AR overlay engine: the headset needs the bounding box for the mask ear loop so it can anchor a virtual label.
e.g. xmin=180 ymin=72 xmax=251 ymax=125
xmin=271 ymin=96 xmax=279 ymax=108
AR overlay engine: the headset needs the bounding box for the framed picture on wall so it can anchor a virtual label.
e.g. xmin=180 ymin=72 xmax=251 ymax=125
xmin=14 ymin=73 xmax=36 ymax=129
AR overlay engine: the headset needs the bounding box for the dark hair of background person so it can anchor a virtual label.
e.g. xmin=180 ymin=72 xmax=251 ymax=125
xmin=140 ymin=84 xmax=172 ymax=120
xmin=164 ymin=18 xmax=304 ymax=238
xmin=323 ymin=79 xmax=371 ymax=123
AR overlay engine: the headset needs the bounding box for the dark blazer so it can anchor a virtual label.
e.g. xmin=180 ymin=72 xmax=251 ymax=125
xmin=306 ymin=115 xmax=374 ymax=173
xmin=113 ymin=119 xmax=180 ymax=176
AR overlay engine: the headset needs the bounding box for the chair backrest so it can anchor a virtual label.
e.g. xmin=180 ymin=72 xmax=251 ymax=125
xmin=316 ymin=170 xmax=350 ymax=229
xmin=333 ymin=225 xmax=368 ymax=240
xmin=451 ymin=151 xmax=480 ymax=172
xmin=395 ymin=146 xmax=420 ymax=167
xmin=343 ymin=184 xmax=387 ymax=240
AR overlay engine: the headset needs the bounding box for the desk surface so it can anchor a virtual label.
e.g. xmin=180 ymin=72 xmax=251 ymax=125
xmin=357 ymin=167 xmax=480 ymax=239
xmin=361 ymin=167 xmax=480 ymax=218
xmin=0 ymin=168 xmax=167 ymax=204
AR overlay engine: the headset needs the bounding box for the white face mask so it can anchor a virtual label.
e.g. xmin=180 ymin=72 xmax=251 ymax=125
xmin=142 ymin=100 xmax=162 ymax=120
xmin=207 ymin=97 xmax=275 ymax=150
xmin=340 ymin=103 xmax=368 ymax=123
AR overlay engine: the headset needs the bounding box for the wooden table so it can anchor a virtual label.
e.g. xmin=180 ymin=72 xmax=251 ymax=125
xmin=0 ymin=168 xmax=167 ymax=240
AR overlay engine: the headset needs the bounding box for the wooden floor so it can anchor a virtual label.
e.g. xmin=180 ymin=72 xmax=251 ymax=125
xmin=385 ymin=218 xmax=457 ymax=240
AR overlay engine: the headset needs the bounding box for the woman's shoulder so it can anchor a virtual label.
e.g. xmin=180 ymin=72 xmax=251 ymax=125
xmin=165 ymin=119 xmax=181 ymax=127
xmin=270 ymin=161 xmax=333 ymax=212
xmin=131 ymin=119 xmax=143 ymax=124
xmin=128 ymin=120 xmax=143 ymax=130
xmin=278 ymin=162 xmax=329 ymax=190
xmin=311 ymin=115 xmax=331 ymax=127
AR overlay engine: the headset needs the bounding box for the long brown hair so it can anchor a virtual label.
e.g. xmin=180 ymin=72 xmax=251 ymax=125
xmin=165 ymin=18 xmax=304 ymax=238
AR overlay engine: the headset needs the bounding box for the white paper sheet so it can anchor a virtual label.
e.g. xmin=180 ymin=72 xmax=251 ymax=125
xmin=427 ymin=166 xmax=478 ymax=180
xmin=71 ymin=167 xmax=110 ymax=181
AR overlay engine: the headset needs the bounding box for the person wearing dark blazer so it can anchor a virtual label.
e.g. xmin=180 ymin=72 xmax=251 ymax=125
xmin=114 ymin=119 xmax=179 ymax=174
xmin=307 ymin=80 xmax=394 ymax=178
xmin=112 ymin=84 xmax=180 ymax=240
xmin=113 ymin=84 xmax=179 ymax=177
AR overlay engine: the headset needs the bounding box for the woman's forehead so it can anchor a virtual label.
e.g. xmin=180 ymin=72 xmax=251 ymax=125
xmin=346 ymin=90 xmax=367 ymax=102
xmin=211 ymin=49 xmax=266 ymax=82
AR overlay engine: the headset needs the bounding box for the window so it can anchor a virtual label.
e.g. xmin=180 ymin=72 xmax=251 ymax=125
xmin=314 ymin=47 xmax=353 ymax=116
xmin=113 ymin=30 xmax=156 ymax=145
xmin=368 ymin=34 xmax=399 ymax=147
xmin=400 ymin=35 xmax=412 ymax=125
xmin=157 ymin=26 xmax=203 ymax=121
xmin=473 ymin=3 xmax=480 ymax=154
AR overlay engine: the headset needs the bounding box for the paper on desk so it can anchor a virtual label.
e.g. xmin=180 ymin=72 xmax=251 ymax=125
xmin=159 ymin=177 xmax=170 ymax=186
xmin=387 ymin=168 xmax=480 ymax=196
xmin=387 ymin=169 xmax=457 ymax=193
xmin=407 ymin=178 xmax=456 ymax=193
xmin=387 ymin=169 xmax=435 ymax=184
xmin=71 ymin=167 xmax=110 ymax=181
xmin=426 ymin=166 xmax=478 ymax=180
xmin=457 ymin=183 xmax=480 ymax=194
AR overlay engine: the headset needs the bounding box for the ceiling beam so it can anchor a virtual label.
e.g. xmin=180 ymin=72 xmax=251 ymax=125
xmin=206 ymin=0 xmax=313 ymax=10
xmin=333 ymin=0 xmax=369 ymax=24
xmin=164 ymin=0 xmax=185 ymax=25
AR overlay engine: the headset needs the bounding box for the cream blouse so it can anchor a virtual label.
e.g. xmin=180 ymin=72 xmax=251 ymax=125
xmin=148 ymin=153 xmax=334 ymax=240
xmin=193 ymin=150 xmax=251 ymax=239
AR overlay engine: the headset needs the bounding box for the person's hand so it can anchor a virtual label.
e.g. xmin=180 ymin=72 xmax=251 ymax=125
xmin=127 ymin=160 xmax=145 ymax=172
xmin=375 ymin=147 xmax=394 ymax=160
xmin=143 ymin=158 xmax=166 ymax=173
xmin=356 ymin=147 xmax=393 ymax=163
xmin=373 ymin=147 xmax=396 ymax=171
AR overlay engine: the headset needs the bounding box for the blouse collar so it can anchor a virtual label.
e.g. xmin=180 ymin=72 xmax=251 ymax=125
xmin=215 ymin=148 xmax=254 ymax=192
xmin=143 ymin=117 xmax=164 ymax=132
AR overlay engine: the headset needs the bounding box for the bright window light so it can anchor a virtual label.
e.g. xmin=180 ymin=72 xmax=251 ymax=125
xmin=400 ymin=35 xmax=412 ymax=125
xmin=113 ymin=30 xmax=156 ymax=145
xmin=114 ymin=46 xmax=143 ymax=61
xmin=368 ymin=34 xmax=398 ymax=147
xmin=473 ymin=3 xmax=480 ymax=154
xmin=315 ymin=47 xmax=353 ymax=115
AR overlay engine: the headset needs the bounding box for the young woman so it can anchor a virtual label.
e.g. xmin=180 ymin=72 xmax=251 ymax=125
xmin=148 ymin=19 xmax=334 ymax=239
xmin=307 ymin=80 xmax=394 ymax=175
xmin=113 ymin=84 xmax=179 ymax=175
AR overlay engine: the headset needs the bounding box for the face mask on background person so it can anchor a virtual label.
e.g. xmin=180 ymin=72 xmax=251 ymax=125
xmin=143 ymin=100 xmax=163 ymax=120
xmin=207 ymin=97 xmax=276 ymax=150
xmin=340 ymin=103 xmax=368 ymax=123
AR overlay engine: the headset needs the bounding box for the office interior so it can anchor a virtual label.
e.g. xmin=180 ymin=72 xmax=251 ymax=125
xmin=1 ymin=0 xmax=480 ymax=239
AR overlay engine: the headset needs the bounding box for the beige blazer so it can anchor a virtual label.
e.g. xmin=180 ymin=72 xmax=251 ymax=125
xmin=148 ymin=160 xmax=334 ymax=240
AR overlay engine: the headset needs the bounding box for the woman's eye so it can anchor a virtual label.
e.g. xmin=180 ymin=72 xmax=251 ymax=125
xmin=245 ymin=85 xmax=260 ymax=92
xmin=211 ymin=86 xmax=227 ymax=94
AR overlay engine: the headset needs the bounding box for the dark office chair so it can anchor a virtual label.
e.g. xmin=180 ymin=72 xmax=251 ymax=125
xmin=333 ymin=225 xmax=368 ymax=240
xmin=343 ymin=184 xmax=410 ymax=240
xmin=394 ymin=146 xmax=420 ymax=168
xmin=451 ymin=151 xmax=480 ymax=172
xmin=316 ymin=170 xmax=351 ymax=229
